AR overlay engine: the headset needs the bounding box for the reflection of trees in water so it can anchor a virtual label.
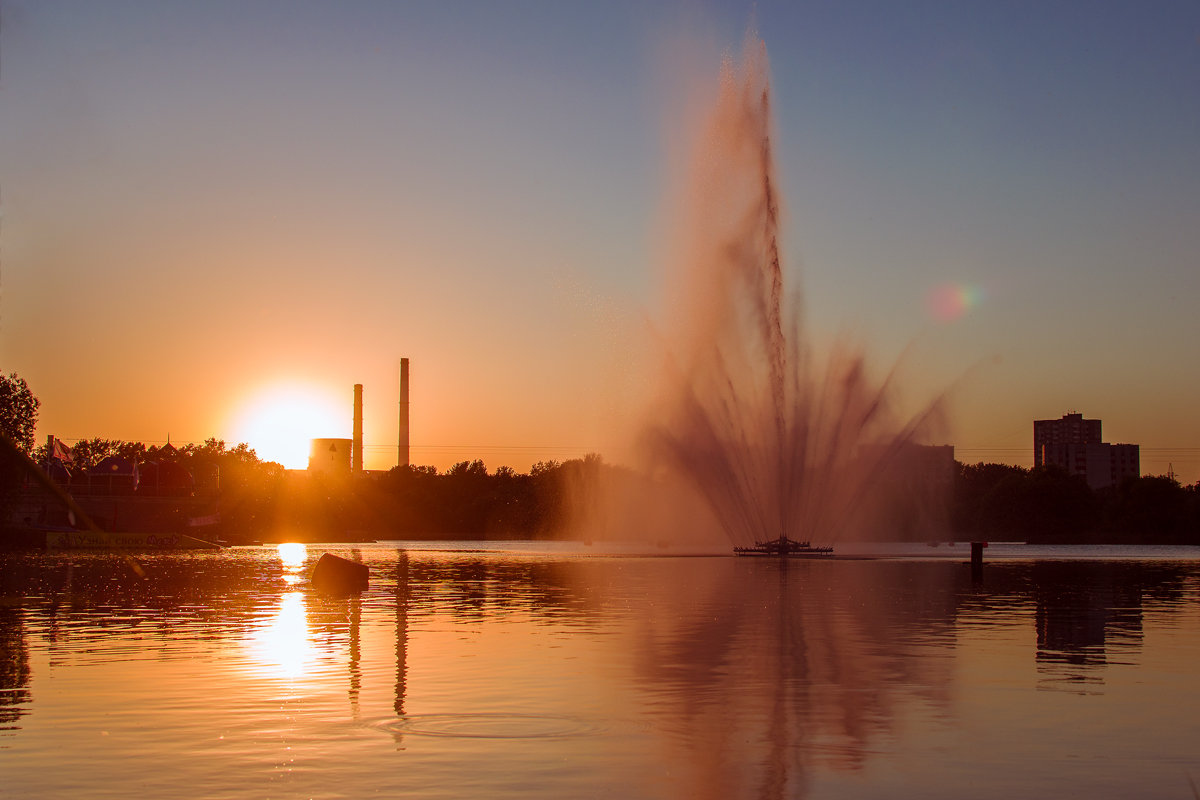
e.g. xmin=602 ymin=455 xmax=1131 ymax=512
xmin=1 ymin=560 xmax=35 ymax=736
xmin=0 ymin=605 xmax=31 ymax=733
xmin=404 ymin=557 xmax=608 ymax=626
xmin=6 ymin=547 xmax=1193 ymax=778
xmin=627 ymin=559 xmax=963 ymax=800
xmin=0 ymin=552 xmax=295 ymax=657
xmin=0 ymin=550 xmax=614 ymax=736
xmin=0 ymin=551 xmax=610 ymax=645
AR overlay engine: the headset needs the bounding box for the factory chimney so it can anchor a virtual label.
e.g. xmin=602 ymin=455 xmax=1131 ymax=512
xmin=352 ymin=384 xmax=364 ymax=474
xmin=398 ymin=358 xmax=410 ymax=468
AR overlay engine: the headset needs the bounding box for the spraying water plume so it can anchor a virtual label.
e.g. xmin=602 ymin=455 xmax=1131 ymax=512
xmin=642 ymin=34 xmax=945 ymax=550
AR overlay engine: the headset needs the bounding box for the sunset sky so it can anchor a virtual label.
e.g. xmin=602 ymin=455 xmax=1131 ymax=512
xmin=2 ymin=1 xmax=1198 ymax=479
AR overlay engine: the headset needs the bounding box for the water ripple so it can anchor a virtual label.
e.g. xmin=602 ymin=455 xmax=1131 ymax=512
xmin=373 ymin=713 xmax=602 ymax=740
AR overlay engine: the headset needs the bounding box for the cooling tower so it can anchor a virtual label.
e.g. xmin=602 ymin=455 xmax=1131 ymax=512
xmin=310 ymin=438 xmax=352 ymax=476
xmin=398 ymin=358 xmax=410 ymax=468
xmin=353 ymin=384 xmax=364 ymax=474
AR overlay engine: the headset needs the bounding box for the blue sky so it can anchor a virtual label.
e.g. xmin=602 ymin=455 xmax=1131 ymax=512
xmin=2 ymin=1 xmax=1198 ymax=478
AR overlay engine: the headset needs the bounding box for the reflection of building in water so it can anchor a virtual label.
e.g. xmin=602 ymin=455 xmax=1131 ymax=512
xmin=395 ymin=551 xmax=409 ymax=718
xmin=962 ymin=562 xmax=1191 ymax=690
xmin=1031 ymin=563 xmax=1145 ymax=684
xmin=347 ymin=596 xmax=362 ymax=710
xmin=1035 ymin=598 xmax=1143 ymax=668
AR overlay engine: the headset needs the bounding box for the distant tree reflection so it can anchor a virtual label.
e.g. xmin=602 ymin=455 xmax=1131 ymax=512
xmin=0 ymin=605 xmax=31 ymax=734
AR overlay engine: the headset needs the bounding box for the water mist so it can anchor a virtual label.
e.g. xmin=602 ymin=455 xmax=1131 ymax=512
xmin=641 ymin=34 xmax=946 ymax=549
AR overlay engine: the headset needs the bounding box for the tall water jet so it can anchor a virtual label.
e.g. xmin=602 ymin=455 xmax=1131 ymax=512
xmin=643 ymin=34 xmax=945 ymax=551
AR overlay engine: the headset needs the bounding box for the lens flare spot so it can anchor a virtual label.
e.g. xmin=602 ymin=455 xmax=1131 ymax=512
xmin=927 ymin=283 xmax=983 ymax=322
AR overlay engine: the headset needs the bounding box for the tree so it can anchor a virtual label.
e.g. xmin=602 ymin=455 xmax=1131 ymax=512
xmin=58 ymin=438 xmax=146 ymax=471
xmin=0 ymin=373 xmax=40 ymax=454
xmin=1103 ymin=475 xmax=1189 ymax=541
xmin=1021 ymin=465 xmax=1100 ymax=541
xmin=953 ymin=461 xmax=1029 ymax=535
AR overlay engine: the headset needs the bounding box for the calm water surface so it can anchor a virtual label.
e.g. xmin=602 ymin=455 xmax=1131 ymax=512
xmin=1 ymin=542 xmax=1198 ymax=799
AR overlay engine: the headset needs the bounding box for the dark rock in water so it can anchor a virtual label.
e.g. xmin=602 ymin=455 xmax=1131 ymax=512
xmin=311 ymin=553 xmax=369 ymax=593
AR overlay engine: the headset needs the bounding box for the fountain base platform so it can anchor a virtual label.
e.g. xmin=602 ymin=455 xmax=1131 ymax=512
xmin=733 ymin=536 xmax=834 ymax=558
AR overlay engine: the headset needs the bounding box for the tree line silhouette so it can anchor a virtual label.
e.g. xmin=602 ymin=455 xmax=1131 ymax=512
xmin=2 ymin=373 xmax=1198 ymax=544
xmin=8 ymin=436 xmax=1200 ymax=544
xmin=9 ymin=435 xmax=620 ymax=543
xmin=953 ymin=462 xmax=1200 ymax=544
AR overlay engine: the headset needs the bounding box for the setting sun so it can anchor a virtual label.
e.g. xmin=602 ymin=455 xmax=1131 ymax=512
xmin=231 ymin=385 xmax=347 ymax=469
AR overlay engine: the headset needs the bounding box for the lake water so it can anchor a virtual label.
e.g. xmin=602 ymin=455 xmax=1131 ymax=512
xmin=2 ymin=541 xmax=1198 ymax=799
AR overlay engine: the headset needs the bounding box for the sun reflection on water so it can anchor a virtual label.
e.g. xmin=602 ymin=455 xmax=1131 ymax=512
xmin=277 ymin=542 xmax=308 ymax=585
xmin=250 ymin=591 xmax=317 ymax=680
xmin=243 ymin=545 xmax=318 ymax=681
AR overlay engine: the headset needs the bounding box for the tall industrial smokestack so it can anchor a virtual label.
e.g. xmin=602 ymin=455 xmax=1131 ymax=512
xmin=398 ymin=358 xmax=410 ymax=468
xmin=353 ymin=384 xmax=364 ymax=474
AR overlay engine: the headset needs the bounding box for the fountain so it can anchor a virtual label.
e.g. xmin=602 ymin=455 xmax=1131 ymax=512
xmin=642 ymin=34 xmax=945 ymax=554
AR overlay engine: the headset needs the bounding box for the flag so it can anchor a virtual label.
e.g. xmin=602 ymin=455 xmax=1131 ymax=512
xmin=51 ymin=437 xmax=74 ymax=464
